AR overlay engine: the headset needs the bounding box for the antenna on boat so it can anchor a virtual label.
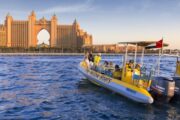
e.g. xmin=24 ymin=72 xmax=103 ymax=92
xmin=157 ymin=49 xmax=161 ymax=75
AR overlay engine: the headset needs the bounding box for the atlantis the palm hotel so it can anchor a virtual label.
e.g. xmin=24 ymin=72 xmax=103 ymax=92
xmin=0 ymin=11 xmax=93 ymax=52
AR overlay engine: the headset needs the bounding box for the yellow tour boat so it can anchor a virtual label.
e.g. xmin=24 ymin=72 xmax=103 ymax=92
xmin=79 ymin=41 xmax=156 ymax=104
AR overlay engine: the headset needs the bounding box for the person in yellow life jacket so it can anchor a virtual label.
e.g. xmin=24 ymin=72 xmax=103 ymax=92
xmin=81 ymin=53 xmax=90 ymax=69
xmin=128 ymin=60 xmax=134 ymax=69
xmin=113 ymin=65 xmax=122 ymax=80
xmin=94 ymin=53 xmax=101 ymax=66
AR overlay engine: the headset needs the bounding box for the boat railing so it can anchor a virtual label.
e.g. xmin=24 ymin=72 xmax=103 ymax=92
xmin=132 ymin=66 xmax=154 ymax=89
xmin=82 ymin=62 xmax=153 ymax=90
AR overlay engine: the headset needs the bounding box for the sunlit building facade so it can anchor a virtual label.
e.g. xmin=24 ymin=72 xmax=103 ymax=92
xmin=0 ymin=11 xmax=93 ymax=51
xmin=0 ymin=25 xmax=6 ymax=47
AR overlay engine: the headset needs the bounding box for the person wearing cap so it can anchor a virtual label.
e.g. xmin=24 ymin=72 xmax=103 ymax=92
xmin=94 ymin=53 xmax=101 ymax=66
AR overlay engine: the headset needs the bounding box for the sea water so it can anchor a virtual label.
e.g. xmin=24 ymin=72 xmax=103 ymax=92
xmin=0 ymin=55 xmax=179 ymax=119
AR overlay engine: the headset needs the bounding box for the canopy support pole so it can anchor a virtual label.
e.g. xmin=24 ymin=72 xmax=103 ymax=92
xmin=123 ymin=44 xmax=128 ymax=76
xmin=133 ymin=44 xmax=137 ymax=70
xmin=157 ymin=49 xmax=161 ymax=75
xmin=132 ymin=44 xmax=137 ymax=83
xmin=141 ymin=47 xmax=145 ymax=66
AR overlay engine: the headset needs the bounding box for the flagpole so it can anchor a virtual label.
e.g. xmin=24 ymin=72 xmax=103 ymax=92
xmin=161 ymin=37 xmax=164 ymax=55
xmin=157 ymin=49 xmax=160 ymax=75
xmin=157 ymin=38 xmax=163 ymax=75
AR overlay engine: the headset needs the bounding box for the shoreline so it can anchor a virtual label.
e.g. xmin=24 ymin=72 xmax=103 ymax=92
xmin=0 ymin=53 xmax=178 ymax=57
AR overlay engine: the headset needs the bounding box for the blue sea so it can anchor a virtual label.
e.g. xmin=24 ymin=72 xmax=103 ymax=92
xmin=0 ymin=55 xmax=179 ymax=120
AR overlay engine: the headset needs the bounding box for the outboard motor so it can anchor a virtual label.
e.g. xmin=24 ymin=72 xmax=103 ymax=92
xmin=172 ymin=77 xmax=180 ymax=99
xmin=150 ymin=76 xmax=175 ymax=102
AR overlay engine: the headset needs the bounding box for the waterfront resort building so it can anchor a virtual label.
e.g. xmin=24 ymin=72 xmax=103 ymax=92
xmin=0 ymin=11 xmax=93 ymax=52
xmin=92 ymin=44 xmax=123 ymax=53
xmin=92 ymin=44 xmax=143 ymax=53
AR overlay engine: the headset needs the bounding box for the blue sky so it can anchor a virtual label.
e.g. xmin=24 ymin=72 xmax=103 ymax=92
xmin=0 ymin=0 xmax=180 ymax=48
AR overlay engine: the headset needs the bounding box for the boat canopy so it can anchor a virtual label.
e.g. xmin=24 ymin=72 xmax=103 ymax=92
xmin=119 ymin=41 xmax=169 ymax=72
xmin=118 ymin=41 xmax=169 ymax=48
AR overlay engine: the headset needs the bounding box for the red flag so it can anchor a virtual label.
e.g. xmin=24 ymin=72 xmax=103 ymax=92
xmin=145 ymin=38 xmax=164 ymax=49
xmin=156 ymin=39 xmax=163 ymax=48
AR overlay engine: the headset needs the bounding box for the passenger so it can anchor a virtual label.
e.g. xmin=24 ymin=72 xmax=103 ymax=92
xmin=112 ymin=65 xmax=122 ymax=80
xmin=100 ymin=61 xmax=109 ymax=74
xmin=84 ymin=56 xmax=90 ymax=69
xmin=132 ymin=64 xmax=141 ymax=82
xmin=88 ymin=51 xmax=94 ymax=69
xmin=109 ymin=61 xmax=114 ymax=68
xmin=128 ymin=60 xmax=134 ymax=69
xmin=103 ymin=61 xmax=109 ymax=67
xmin=82 ymin=53 xmax=90 ymax=69
xmin=94 ymin=53 xmax=102 ymax=66
xmin=135 ymin=64 xmax=141 ymax=71
xmin=84 ymin=52 xmax=89 ymax=58
xmin=88 ymin=51 xmax=94 ymax=62
xmin=93 ymin=53 xmax=102 ymax=72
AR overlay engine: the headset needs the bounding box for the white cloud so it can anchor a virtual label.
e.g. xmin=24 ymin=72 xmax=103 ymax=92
xmin=112 ymin=0 xmax=152 ymax=14
xmin=38 ymin=0 xmax=95 ymax=14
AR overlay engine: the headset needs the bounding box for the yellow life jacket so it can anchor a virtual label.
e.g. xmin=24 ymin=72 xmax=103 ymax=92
xmin=134 ymin=69 xmax=140 ymax=75
xmin=113 ymin=70 xmax=122 ymax=79
xmin=81 ymin=61 xmax=88 ymax=69
xmin=94 ymin=55 xmax=101 ymax=66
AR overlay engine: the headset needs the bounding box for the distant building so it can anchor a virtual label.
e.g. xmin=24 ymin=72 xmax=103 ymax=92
xmin=92 ymin=44 xmax=143 ymax=53
xmin=92 ymin=44 xmax=122 ymax=53
xmin=0 ymin=11 xmax=93 ymax=52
